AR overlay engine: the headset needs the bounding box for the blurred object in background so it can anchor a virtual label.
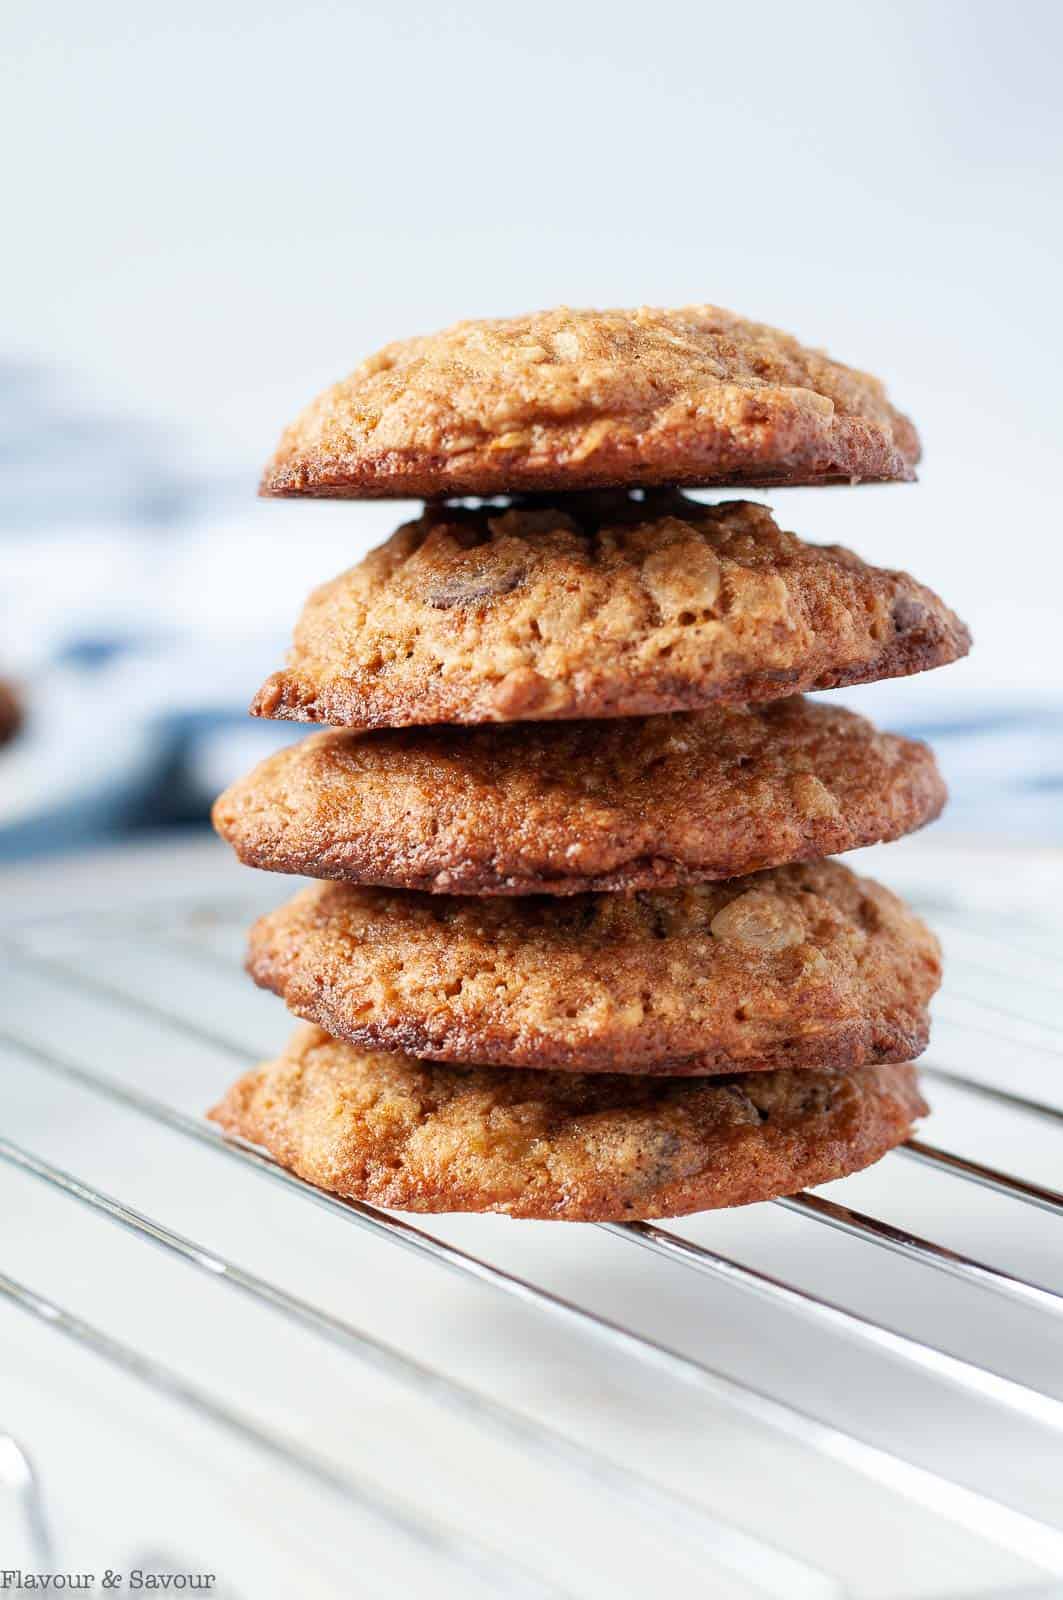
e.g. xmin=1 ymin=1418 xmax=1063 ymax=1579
xmin=0 ymin=676 xmax=22 ymax=747
xmin=0 ymin=359 xmax=402 ymax=858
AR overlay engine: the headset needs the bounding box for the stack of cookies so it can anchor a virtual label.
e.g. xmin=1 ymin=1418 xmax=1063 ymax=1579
xmin=210 ymin=305 xmax=970 ymax=1222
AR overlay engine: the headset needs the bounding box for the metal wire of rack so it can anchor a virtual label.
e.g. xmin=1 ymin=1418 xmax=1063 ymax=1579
xmin=2 ymin=833 xmax=1062 ymax=1599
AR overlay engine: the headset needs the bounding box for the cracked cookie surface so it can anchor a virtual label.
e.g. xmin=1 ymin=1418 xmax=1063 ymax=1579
xmin=217 ymin=698 xmax=946 ymax=894
xmin=246 ymin=859 xmax=941 ymax=1075
xmin=260 ymin=304 xmax=920 ymax=498
xmin=210 ymin=1026 xmax=927 ymax=1220
xmin=251 ymin=495 xmax=970 ymax=729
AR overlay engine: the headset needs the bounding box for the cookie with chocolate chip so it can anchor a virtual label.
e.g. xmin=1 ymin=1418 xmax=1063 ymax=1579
xmin=251 ymin=495 xmax=970 ymax=730
xmin=210 ymin=1026 xmax=927 ymax=1220
xmin=246 ymin=859 xmax=941 ymax=1075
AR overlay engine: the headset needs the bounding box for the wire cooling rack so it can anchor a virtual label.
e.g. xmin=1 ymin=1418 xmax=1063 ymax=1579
xmin=2 ymin=831 xmax=1062 ymax=1600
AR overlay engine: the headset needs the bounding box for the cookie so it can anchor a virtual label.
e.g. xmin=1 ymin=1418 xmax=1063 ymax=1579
xmin=216 ymin=698 xmax=946 ymax=895
xmin=259 ymin=305 xmax=920 ymax=499
xmin=210 ymin=1026 xmax=926 ymax=1221
xmin=251 ymin=496 xmax=970 ymax=729
xmin=247 ymin=859 xmax=941 ymax=1075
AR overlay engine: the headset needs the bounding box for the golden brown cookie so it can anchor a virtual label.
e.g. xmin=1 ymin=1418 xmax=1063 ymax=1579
xmin=216 ymin=699 xmax=946 ymax=895
xmin=260 ymin=305 xmax=920 ymax=498
xmin=247 ymin=860 xmax=941 ymax=1076
xmin=251 ymin=496 xmax=970 ymax=729
xmin=210 ymin=1026 xmax=927 ymax=1220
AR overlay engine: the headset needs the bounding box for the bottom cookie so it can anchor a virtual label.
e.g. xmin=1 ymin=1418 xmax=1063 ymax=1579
xmin=208 ymin=1026 xmax=926 ymax=1221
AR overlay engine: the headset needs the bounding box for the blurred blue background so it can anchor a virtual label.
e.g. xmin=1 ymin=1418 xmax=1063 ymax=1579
xmin=3 ymin=0 xmax=1061 ymax=859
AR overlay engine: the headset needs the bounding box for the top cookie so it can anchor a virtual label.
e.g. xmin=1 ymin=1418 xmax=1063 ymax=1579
xmin=260 ymin=305 xmax=920 ymax=498
xmin=251 ymin=494 xmax=970 ymax=729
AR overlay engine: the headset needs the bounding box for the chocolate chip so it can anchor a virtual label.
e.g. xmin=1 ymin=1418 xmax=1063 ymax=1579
xmin=634 ymin=894 xmax=671 ymax=939
xmin=638 ymin=1127 xmax=683 ymax=1185
xmin=891 ymin=596 xmax=926 ymax=634
xmin=426 ymin=566 xmax=525 ymax=608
